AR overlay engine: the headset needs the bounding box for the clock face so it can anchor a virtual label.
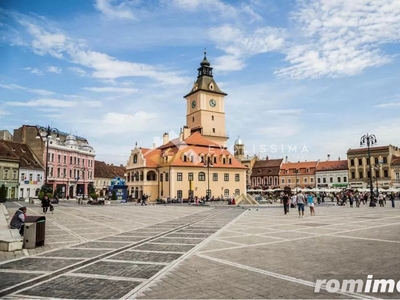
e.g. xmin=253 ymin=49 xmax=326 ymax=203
xmin=209 ymin=99 xmax=216 ymax=107
xmin=191 ymin=100 xmax=196 ymax=108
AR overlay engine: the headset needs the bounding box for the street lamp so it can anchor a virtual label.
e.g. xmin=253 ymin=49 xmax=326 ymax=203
xmin=36 ymin=125 xmax=60 ymax=190
xmin=204 ymin=157 xmax=213 ymax=201
xmin=374 ymin=160 xmax=383 ymax=196
xmin=294 ymin=169 xmax=300 ymax=194
xmin=360 ymin=133 xmax=377 ymax=207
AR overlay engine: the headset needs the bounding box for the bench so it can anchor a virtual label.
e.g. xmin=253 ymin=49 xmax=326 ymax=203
xmin=0 ymin=204 xmax=23 ymax=252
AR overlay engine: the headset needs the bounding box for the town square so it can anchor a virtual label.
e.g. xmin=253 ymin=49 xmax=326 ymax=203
xmin=1 ymin=201 xmax=400 ymax=299
xmin=1 ymin=0 xmax=400 ymax=299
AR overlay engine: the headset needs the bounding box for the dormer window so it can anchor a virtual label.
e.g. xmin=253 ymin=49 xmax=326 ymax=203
xmin=223 ymin=158 xmax=226 ymax=164
xmin=183 ymin=155 xmax=187 ymax=162
xmin=200 ymin=156 xmax=204 ymax=163
xmin=213 ymin=156 xmax=217 ymax=164
xmin=228 ymin=158 xmax=232 ymax=164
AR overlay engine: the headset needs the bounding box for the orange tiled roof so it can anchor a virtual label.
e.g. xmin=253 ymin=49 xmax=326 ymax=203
xmin=159 ymin=132 xmax=221 ymax=149
xmin=279 ymin=161 xmax=318 ymax=176
xmin=280 ymin=161 xmax=318 ymax=170
xmin=316 ymin=160 xmax=348 ymax=171
xmin=137 ymin=132 xmax=245 ymax=169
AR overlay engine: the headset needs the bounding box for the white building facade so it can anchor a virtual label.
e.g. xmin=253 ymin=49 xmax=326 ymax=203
xmin=19 ymin=168 xmax=45 ymax=199
xmin=315 ymin=160 xmax=349 ymax=190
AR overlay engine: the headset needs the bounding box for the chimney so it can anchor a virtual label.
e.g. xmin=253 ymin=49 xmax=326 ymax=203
xmin=327 ymin=154 xmax=330 ymax=161
xmin=285 ymin=156 xmax=288 ymax=163
xmin=338 ymin=156 xmax=340 ymax=160
xmin=183 ymin=126 xmax=191 ymax=140
xmin=152 ymin=142 xmax=156 ymax=149
xmin=266 ymin=156 xmax=269 ymax=160
xmin=163 ymin=132 xmax=169 ymax=145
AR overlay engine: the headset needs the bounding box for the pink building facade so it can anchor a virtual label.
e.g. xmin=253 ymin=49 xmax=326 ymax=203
xmin=43 ymin=134 xmax=95 ymax=198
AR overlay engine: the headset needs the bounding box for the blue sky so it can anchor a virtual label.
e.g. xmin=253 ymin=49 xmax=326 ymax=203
xmin=1 ymin=0 xmax=400 ymax=165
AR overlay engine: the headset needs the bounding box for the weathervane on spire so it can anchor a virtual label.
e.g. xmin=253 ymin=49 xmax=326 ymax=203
xmin=204 ymin=48 xmax=207 ymax=59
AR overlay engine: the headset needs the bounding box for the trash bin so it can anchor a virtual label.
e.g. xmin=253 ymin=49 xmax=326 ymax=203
xmin=23 ymin=216 xmax=46 ymax=249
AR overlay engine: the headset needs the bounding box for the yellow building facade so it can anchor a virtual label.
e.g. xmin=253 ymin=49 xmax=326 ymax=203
xmin=126 ymin=53 xmax=247 ymax=201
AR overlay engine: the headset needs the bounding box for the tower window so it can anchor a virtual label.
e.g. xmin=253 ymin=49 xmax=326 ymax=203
xmin=192 ymin=117 xmax=194 ymax=122
xmin=212 ymin=128 xmax=215 ymax=133
xmin=212 ymin=116 xmax=214 ymax=121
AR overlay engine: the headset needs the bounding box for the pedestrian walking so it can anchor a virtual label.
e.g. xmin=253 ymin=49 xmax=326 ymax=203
xmin=41 ymin=196 xmax=50 ymax=214
xmin=296 ymin=190 xmax=306 ymax=218
xmin=282 ymin=193 xmax=289 ymax=214
xmin=390 ymin=193 xmax=395 ymax=208
xmin=141 ymin=194 xmax=147 ymax=206
xmin=307 ymin=193 xmax=315 ymax=216
xmin=355 ymin=193 xmax=360 ymax=208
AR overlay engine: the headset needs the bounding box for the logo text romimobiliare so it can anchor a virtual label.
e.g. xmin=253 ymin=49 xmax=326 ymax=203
xmin=315 ymin=275 xmax=400 ymax=294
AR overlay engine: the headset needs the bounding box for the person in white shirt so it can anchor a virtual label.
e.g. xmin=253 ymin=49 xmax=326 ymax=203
xmin=296 ymin=191 xmax=306 ymax=218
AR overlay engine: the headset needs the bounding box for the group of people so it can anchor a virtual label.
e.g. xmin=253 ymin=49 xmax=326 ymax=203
xmin=282 ymin=190 xmax=316 ymax=217
xmin=332 ymin=191 xmax=396 ymax=208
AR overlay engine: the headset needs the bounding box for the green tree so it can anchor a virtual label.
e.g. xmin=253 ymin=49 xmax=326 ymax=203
xmin=0 ymin=184 xmax=7 ymax=201
xmin=111 ymin=190 xmax=117 ymax=200
xmin=88 ymin=184 xmax=95 ymax=195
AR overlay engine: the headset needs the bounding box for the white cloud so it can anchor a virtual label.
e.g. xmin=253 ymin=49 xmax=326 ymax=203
xmin=103 ymin=111 xmax=157 ymax=126
xmin=21 ymin=22 xmax=67 ymax=59
xmin=94 ymin=0 xmax=136 ymax=20
xmin=375 ymin=94 xmax=400 ymax=108
xmin=375 ymin=102 xmax=400 ymax=108
xmin=0 ymin=109 xmax=10 ymax=116
xmin=169 ymin=0 xmax=262 ymax=20
xmin=0 ymin=83 xmax=54 ymax=96
xmin=6 ymin=98 xmax=102 ymax=108
xmin=23 ymin=67 xmax=44 ymax=75
xmin=47 ymin=66 xmax=62 ymax=73
xmin=68 ymin=67 xmax=88 ymax=77
xmin=210 ymin=25 xmax=285 ymax=71
xmin=275 ymin=0 xmax=400 ymax=79
xmin=17 ymin=20 xmax=187 ymax=84
xmin=83 ymin=87 xmax=138 ymax=93
xmin=264 ymin=109 xmax=304 ymax=115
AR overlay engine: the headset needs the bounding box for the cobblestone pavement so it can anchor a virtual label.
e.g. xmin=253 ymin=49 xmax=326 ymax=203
xmin=1 ymin=202 xmax=400 ymax=299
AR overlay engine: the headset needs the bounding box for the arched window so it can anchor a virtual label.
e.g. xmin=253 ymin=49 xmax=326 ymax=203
xmin=198 ymin=172 xmax=206 ymax=181
xmin=133 ymin=154 xmax=137 ymax=164
xmin=146 ymin=170 xmax=157 ymax=181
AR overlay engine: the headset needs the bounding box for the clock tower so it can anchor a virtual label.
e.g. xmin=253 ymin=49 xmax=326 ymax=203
xmin=184 ymin=51 xmax=228 ymax=146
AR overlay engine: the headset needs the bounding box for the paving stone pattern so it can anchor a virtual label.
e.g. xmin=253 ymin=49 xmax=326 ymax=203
xmin=38 ymin=248 xmax=109 ymax=258
xmin=74 ymin=261 xmax=166 ymax=279
xmin=1 ymin=204 xmax=239 ymax=298
xmin=132 ymin=243 xmax=195 ymax=253
xmin=5 ymin=203 xmax=398 ymax=299
xmin=17 ymin=275 xmax=141 ymax=299
xmin=0 ymin=257 xmax=83 ymax=272
xmin=0 ymin=272 xmax=41 ymax=292
xmin=110 ymin=251 xmax=183 ymax=263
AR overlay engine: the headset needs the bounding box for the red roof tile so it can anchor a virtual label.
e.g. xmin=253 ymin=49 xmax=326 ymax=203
xmin=316 ymin=160 xmax=348 ymax=171
xmin=347 ymin=146 xmax=390 ymax=155
xmin=94 ymin=160 xmax=126 ymax=178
